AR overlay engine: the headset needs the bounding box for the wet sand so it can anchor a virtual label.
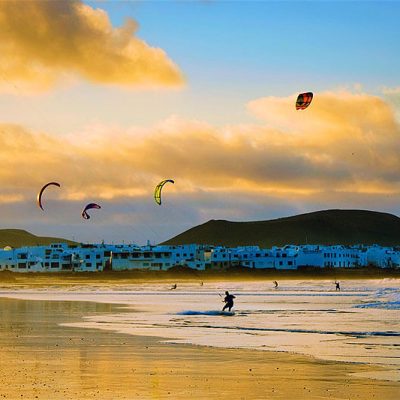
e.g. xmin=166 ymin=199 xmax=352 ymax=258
xmin=0 ymin=297 xmax=399 ymax=400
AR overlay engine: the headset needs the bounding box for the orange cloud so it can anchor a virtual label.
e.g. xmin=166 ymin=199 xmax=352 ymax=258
xmin=0 ymin=0 xmax=183 ymax=92
xmin=0 ymin=90 xmax=399 ymax=205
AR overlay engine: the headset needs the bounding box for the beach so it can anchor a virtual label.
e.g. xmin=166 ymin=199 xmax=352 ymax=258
xmin=0 ymin=279 xmax=399 ymax=399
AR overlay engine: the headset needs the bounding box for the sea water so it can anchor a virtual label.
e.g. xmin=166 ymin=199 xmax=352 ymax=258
xmin=1 ymin=279 xmax=399 ymax=375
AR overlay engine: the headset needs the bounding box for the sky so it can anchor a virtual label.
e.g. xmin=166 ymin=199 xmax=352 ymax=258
xmin=0 ymin=0 xmax=399 ymax=244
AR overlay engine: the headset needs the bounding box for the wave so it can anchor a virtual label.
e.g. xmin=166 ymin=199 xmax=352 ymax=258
xmin=0 ymin=290 xmax=370 ymax=297
xmin=355 ymin=289 xmax=400 ymax=309
xmin=177 ymin=310 xmax=235 ymax=316
xmin=354 ymin=301 xmax=400 ymax=310
xmin=179 ymin=324 xmax=400 ymax=338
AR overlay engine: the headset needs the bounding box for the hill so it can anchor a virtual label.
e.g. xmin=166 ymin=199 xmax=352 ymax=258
xmin=163 ymin=209 xmax=400 ymax=247
xmin=0 ymin=229 xmax=76 ymax=248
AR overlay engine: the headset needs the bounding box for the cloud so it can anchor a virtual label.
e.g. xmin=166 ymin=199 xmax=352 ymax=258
xmin=382 ymin=86 xmax=400 ymax=121
xmin=0 ymin=0 xmax=183 ymax=92
xmin=1 ymin=90 xmax=400 ymax=198
xmin=1 ymin=89 xmax=400 ymax=242
xmin=382 ymin=87 xmax=400 ymax=95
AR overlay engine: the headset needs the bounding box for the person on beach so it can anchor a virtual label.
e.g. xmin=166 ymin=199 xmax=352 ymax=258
xmin=273 ymin=281 xmax=278 ymax=289
xmin=222 ymin=291 xmax=236 ymax=312
xmin=335 ymin=281 xmax=340 ymax=291
xmin=170 ymin=284 xmax=177 ymax=290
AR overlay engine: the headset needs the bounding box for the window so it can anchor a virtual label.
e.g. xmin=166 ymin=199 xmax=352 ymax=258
xmin=85 ymin=254 xmax=90 ymax=259
xmin=96 ymin=254 xmax=101 ymax=259
xmin=151 ymin=263 xmax=162 ymax=267
xmin=51 ymin=262 xmax=59 ymax=268
xmin=288 ymin=261 xmax=293 ymax=266
xmin=86 ymin=263 xmax=92 ymax=267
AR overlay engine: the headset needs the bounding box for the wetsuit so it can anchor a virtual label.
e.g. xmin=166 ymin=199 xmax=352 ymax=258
xmin=222 ymin=294 xmax=236 ymax=312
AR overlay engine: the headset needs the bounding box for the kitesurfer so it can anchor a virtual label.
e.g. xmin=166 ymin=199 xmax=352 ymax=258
xmin=222 ymin=291 xmax=236 ymax=312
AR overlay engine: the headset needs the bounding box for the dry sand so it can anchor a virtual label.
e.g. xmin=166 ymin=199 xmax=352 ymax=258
xmin=0 ymin=297 xmax=399 ymax=400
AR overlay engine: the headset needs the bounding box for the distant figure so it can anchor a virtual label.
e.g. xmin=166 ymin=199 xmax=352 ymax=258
xmin=200 ymin=281 xmax=204 ymax=286
xmin=335 ymin=281 xmax=340 ymax=291
xmin=170 ymin=284 xmax=177 ymax=290
xmin=273 ymin=281 xmax=278 ymax=289
xmin=222 ymin=291 xmax=236 ymax=312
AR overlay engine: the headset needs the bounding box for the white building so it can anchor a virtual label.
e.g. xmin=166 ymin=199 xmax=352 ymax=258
xmin=320 ymin=245 xmax=363 ymax=268
xmin=0 ymin=242 xmax=398 ymax=273
xmin=111 ymin=244 xmax=206 ymax=271
xmin=366 ymin=245 xmax=400 ymax=268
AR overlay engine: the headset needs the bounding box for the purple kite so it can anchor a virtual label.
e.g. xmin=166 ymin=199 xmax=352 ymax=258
xmin=82 ymin=203 xmax=101 ymax=220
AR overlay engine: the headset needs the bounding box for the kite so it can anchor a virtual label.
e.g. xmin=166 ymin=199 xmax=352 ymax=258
xmin=82 ymin=203 xmax=101 ymax=219
xmin=296 ymin=92 xmax=313 ymax=110
xmin=37 ymin=182 xmax=61 ymax=210
xmin=154 ymin=179 xmax=174 ymax=205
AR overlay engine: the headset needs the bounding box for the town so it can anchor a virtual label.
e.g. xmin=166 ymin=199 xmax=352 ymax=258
xmin=0 ymin=242 xmax=399 ymax=273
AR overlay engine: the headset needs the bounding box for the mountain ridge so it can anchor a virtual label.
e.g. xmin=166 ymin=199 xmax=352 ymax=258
xmin=162 ymin=209 xmax=400 ymax=247
xmin=0 ymin=229 xmax=76 ymax=248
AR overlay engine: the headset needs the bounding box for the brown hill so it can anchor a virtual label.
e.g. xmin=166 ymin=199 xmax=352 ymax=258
xmin=163 ymin=209 xmax=400 ymax=247
xmin=0 ymin=229 xmax=76 ymax=248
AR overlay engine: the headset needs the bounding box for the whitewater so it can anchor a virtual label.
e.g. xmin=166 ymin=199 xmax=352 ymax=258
xmin=1 ymin=279 xmax=399 ymax=375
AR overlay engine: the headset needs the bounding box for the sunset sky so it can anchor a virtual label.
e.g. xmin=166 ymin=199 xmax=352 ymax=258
xmin=0 ymin=0 xmax=400 ymax=244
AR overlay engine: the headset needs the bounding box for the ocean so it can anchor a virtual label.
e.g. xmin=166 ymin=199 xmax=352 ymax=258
xmin=1 ymin=279 xmax=399 ymax=378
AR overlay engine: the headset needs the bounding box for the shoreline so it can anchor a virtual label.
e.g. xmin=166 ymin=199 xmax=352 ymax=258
xmin=1 ymin=269 xmax=399 ymax=286
xmin=1 ymin=296 xmax=400 ymax=399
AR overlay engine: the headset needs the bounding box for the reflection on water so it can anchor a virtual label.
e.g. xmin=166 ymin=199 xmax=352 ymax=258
xmin=1 ymin=293 xmax=400 ymax=399
xmin=0 ymin=298 xmax=204 ymax=399
xmin=2 ymin=280 xmax=400 ymax=369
